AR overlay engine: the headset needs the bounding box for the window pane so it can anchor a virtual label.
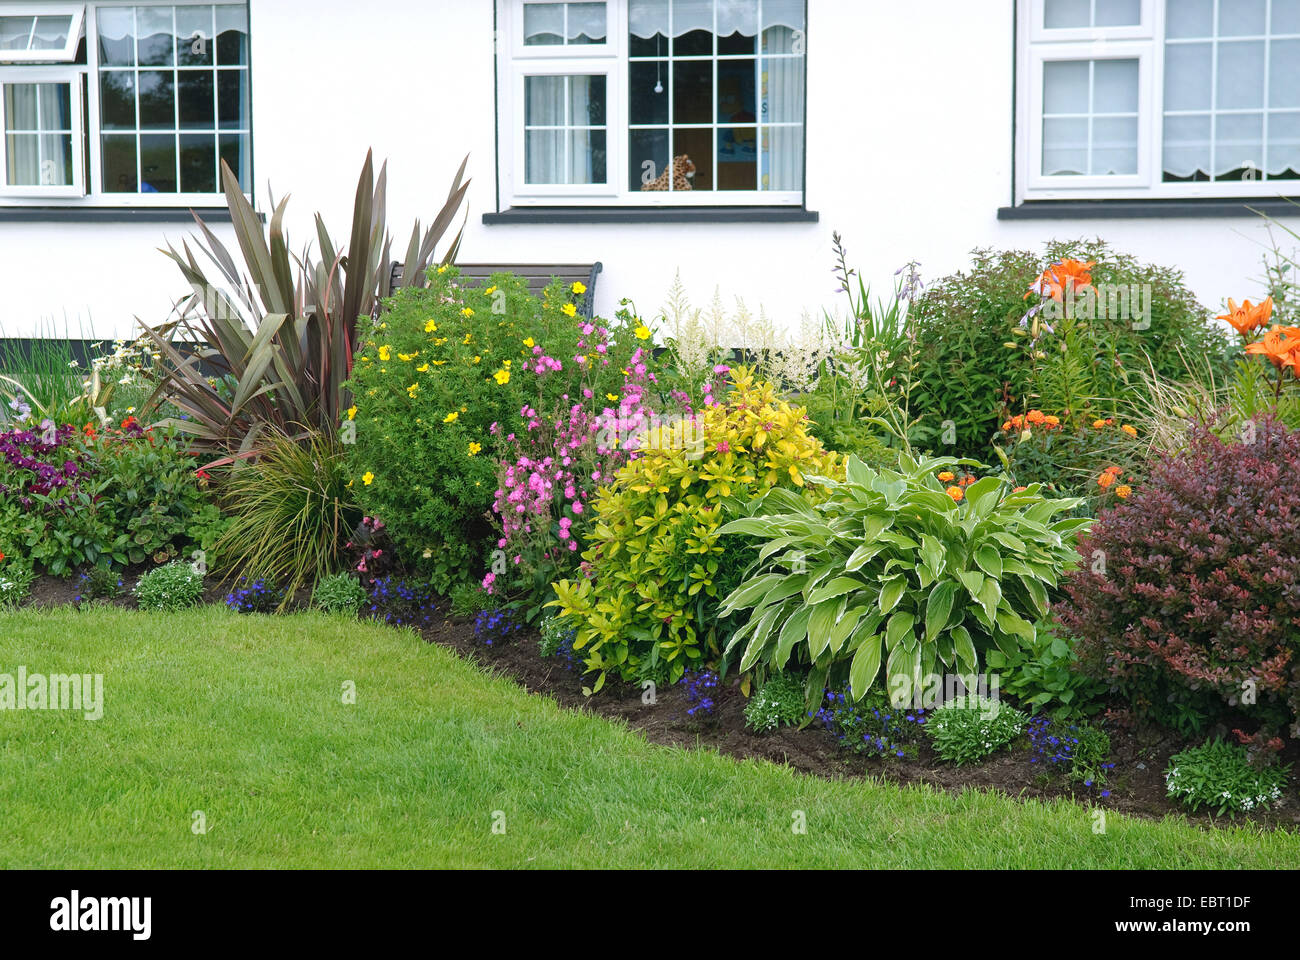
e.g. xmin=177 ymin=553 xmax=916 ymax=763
xmin=1272 ymin=39 xmax=1300 ymax=108
xmin=524 ymin=3 xmax=564 ymax=45
xmin=1091 ymin=116 xmax=1138 ymax=174
xmin=717 ymin=0 xmax=756 ymax=54
xmin=1044 ymin=0 xmax=1089 ymax=28
xmin=100 ymin=72 xmax=136 ymax=129
xmin=1043 ymin=117 xmax=1089 ymax=175
xmin=673 ymin=128 xmax=712 ymax=188
xmin=1217 ymin=41 xmax=1266 ymax=109
xmin=629 ymin=0 xmax=668 ymax=56
xmin=31 ymin=15 xmax=75 ymax=51
xmin=570 ymin=3 xmax=606 ymax=43
xmin=1216 ymin=113 xmax=1265 ymax=179
xmin=764 ymin=56 xmax=804 ymax=123
xmin=0 ymin=17 xmax=33 ymax=52
xmin=137 ymin=6 xmax=175 ymax=67
xmin=525 ymin=129 xmax=563 ymax=182
xmin=630 ymin=62 xmax=669 ymax=124
xmin=217 ymin=69 xmax=248 ymax=129
xmin=4 ymin=133 xmax=39 ymax=184
xmin=179 ymin=72 xmax=215 ymax=129
xmin=140 ymin=133 xmax=177 ymax=192
xmin=1094 ymin=59 xmax=1139 ymax=112
xmin=717 ymin=126 xmax=756 ymax=189
xmin=97 ymin=7 xmax=136 ymax=66
xmin=179 ymin=133 xmax=215 ymax=191
xmin=718 ymin=59 xmax=756 ymax=123
xmin=102 ymin=133 xmax=138 ymax=192
xmin=761 ymin=0 xmax=804 ymax=54
xmin=138 ymin=71 xmax=175 ymax=129
xmin=762 ymin=125 xmax=801 ymax=191
xmin=630 ymin=127 xmax=669 ymax=190
xmin=673 ymin=0 xmax=712 ymax=55
xmin=1270 ymin=113 xmax=1300 ymax=177
xmin=1094 ymin=0 xmax=1141 ymax=27
xmin=177 ymin=4 xmax=215 ymax=67
xmin=38 ymin=133 xmax=73 ymax=184
xmin=569 ymin=128 xmax=606 ymax=182
xmin=524 ymin=75 xmax=606 ymax=184
xmin=218 ymin=132 xmax=248 ymax=188
xmin=572 ymin=74 xmax=605 ymax=125
xmin=1275 ymin=0 xmax=1300 ymax=33
xmin=1164 ymin=42 xmax=1212 ymax=112
xmin=1220 ymin=0 xmax=1268 ymax=37
xmin=673 ymin=59 xmax=711 ymax=123
xmin=1044 ymin=61 xmax=1090 ymax=114
xmin=1167 ymin=0 xmax=1214 ymax=39
xmin=1164 ymin=113 xmax=1212 ymax=180
xmin=526 ymin=76 xmax=566 ymax=126
xmin=215 ymin=4 xmax=248 ymax=65
xmin=4 ymin=83 xmax=37 ymax=130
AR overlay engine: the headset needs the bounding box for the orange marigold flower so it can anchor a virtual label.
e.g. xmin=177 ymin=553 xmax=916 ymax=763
xmin=1097 ymin=472 xmax=1116 ymax=489
xmin=1115 ymin=485 xmax=1133 ymax=499
xmin=1026 ymin=410 xmax=1046 ymax=425
xmin=1092 ymin=419 xmax=1107 ymax=430
xmin=1044 ymin=415 xmax=1061 ymax=429
xmin=946 ymin=486 xmax=965 ymax=502
xmin=1104 ymin=466 xmax=1122 ymax=476
xmin=959 ymin=475 xmax=976 ymax=487
xmin=937 ymin=471 xmax=956 ymax=483
xmin=1218 ymin=297 xmax=1274 ymax=339
xmin=1121 ymin=425 xmax=1138 ymax=438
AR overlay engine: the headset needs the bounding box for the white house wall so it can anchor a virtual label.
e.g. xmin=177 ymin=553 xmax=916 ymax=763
xmin=1 ymin=0 xmax=1295 ymax=341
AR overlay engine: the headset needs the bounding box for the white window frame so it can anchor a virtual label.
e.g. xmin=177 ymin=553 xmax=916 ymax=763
xmin=0 ymin=0 xmax=250 ymax=207
xmin=0 ymin=67 xmax=86 ymax=196
xmin=1017 ymin=0 xmax=1300 ymax=200
xmin=499 ymin=0 xmax=806 ymax=208
xmin=0 ymin=3 xmax=86 ymax=63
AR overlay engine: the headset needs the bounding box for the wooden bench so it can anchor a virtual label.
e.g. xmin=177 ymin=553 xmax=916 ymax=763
xmin=388 ymin=262 xmax=604 ymax=319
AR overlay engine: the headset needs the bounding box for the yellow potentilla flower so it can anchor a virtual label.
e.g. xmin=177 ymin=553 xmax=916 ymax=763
xmin=425 ymin=319 xmax=438 ymax=333
xmin=635 ymin=325 xmax=651 ymax=341
xmin=468 ymin=442 xmax=482 ymax=457
xmin=346 ymin=406 xmax=357 ymax=421
xmin=378 ymin=345 xmax=391 ymax=361
xmin=360 ymin=356 xmax=372 ymax=363
xmin=362 ymin=472 xmax=375 ymax=486
xmin=561 ymin=303 xmax=578 ymax=318
xmin=416 ymin=363 xmax=430 ymax=373
xmin=572 ymin=281 xmax=587 ymax=295
xmin=460 ymin=406 xmax=468 ymax=413
xmin=523 ymin=338 xmax=535 ymax=348
xmin=461 ymin=307 xmax=475 ymax=318
xmin=433 ymin=337 xmax=448 ymax=346
xmin=437 ymin=265 xmax=448 ymax=274
xmin=472 ymin=356 xmax=481 ymax=364
xmin=503 ymin=360 xmax=512 ymax=368
xmin=406 ymin=383 xmax=419 ymax=398
xmin=463 ymin=333 xmax=473 ymax=345
xmin=443 ymin=412 xmax=459 ymax=424
xmin=432 ymin=360 xmax=447 ymax=366
xmin=607 ymin=394 xmax=619 ymax=403
xmin=398 ymin=352 xmax=418 ymax=362
xmin=493 ymin=369 xmax=511 ymax=385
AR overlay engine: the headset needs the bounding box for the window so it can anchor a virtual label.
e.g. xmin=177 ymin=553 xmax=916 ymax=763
xmin=0 ymin=1 xmax=249 ymax=205
xmin=500 ymin=0 xmax=807 ymax=206
xmin=1018 ymin=0 xmax=1300 ymax=199
xmin=0 ymin=5 xmax=85 ymax=62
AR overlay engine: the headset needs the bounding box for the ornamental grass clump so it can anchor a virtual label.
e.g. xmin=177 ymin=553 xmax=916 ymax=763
xmin=548 ymin=368 xmax=841 ymax=687
xmin=1057 ymin=418 xmax=1300 ymax=735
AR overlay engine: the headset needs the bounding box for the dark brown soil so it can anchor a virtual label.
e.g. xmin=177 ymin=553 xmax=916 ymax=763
xmin=15 ymin=575 xmax=1300 ymax=832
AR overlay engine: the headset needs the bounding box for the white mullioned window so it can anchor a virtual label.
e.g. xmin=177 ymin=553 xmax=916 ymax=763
xmin=0 ymin=0 xmax=250 ymax=205
xmin=500 ymin=0 xmax=808 ymax=207
xmin=1018 ymin=0 xmax=1300 ymax=200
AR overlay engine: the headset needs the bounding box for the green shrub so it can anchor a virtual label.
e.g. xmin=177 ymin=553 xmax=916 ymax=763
xmin=0 ymin=557 xmax=35 ymax=608
xmin=1027 ymin=715 xmax=1113 ymax=785
xmin=313 ymin=573 xmax=368 ymax=616
xmin=538 ymin=614 xmax=576 ymax=659
xmin=744 ymin=672 xmax=808 ymax=733
xmin=134 ymin=562 xmax=204 ymax=612
xmin=985 ymin=620 xmax=1106 ymax=719
xmin=716 ymin=453 xmax=1090 ymax=703
xmin=216 ymin=428 xmax=356 ymax=602
xmin=347 ymin=269 xmax=629 ymax=592
xmin=907 ymin=240 xmax=1228 ymax=460
xmin=449 ymin=582 xmax=491 ymax=618
xmin=74 ymin=566 xmax=124 ymax=607
xmin=924 ymin=695 xmax=1028 ymax=765
xmin=549 ymin=369 xmax=843 ymax=687
xmin=1165 ymin=739 xmax=1291 ymax=816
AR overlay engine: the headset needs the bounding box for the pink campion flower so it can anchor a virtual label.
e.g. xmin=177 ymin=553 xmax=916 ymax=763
xmin=571 ymin=502 xmax=584 ymax=515
xmin=714 ymin=364 xmax=731 ymax=375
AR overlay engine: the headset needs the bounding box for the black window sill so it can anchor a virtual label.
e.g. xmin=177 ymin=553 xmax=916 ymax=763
xmin=999 ymin=197 xmax=1300 ymax=220
xmin=484 ymin=205 xmax=819 ymax=225
xmin=0 ymin=206 xmax=245 ymax=223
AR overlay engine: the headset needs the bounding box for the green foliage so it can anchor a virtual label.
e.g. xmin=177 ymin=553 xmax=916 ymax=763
xmin=538 ymin=614 xmax=577 ymax=659
xmin=743 ymin=671 xmax=808 ymax=733
xmin=75 ymin=566 xmax=124 ymax=607
xmin=216 ymin=428 xmax=356 ymax=603
xmin=140 ymin=150 xmax=469 ymax=459
xmin=996 ymin=414 xmax=1143 ymax=508
xmin=184 ymin=503 xmax=233 ymax=574
xmin=312 ymin=573 xmax=368 ymax=616
xmin=924 ymin=695 xmax=1028 ymax=765
xmin=449 ymin=581 xmax=492 ymax=618
xmin=716 ymin=453 xmax=1090 ymax=703
xmin=1165 ymin=740 xmax=1291 ymax=816
xmin=346 ymin=271 xmax=622 ymax=592
xmin=0 ymin=322 xmax=87 ymax=423
xmin=1069 ymin=724 xmax=1113 ymax=786
xmin=133 ymin=561 xmax=204 ymax=612
xmin=985 ymin=620 xmax=1106 ymax=719
xmin=908 ymin=240 xmax=1229 ymax=460
xmin=549 ymin=369 xmax=843 ymax=687
xmin=0 ymin=557 xmax=35 ymax=608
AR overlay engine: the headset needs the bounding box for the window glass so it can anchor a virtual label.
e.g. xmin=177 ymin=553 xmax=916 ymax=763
xmin=4 ymin=81 xmax=74 ymax=186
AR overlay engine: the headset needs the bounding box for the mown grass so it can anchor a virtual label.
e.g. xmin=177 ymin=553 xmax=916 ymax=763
xmin=1 ymin=606 xmax=1296 ymax=868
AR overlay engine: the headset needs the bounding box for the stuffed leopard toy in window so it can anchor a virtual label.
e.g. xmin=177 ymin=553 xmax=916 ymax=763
xmin=641 ymin=154 xmax=696 ymax=191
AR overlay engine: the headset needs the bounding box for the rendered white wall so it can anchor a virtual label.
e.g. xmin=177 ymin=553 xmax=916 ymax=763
xmin=1 ymin=0 xmax=1294 ymax=341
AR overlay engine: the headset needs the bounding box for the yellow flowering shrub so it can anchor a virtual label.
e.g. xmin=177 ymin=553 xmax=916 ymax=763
xmin=549 ymin=369 xmax=842 ymax=686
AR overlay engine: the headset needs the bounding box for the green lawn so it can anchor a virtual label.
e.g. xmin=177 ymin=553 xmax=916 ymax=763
xmin=0 ymin=606 xmax=1296 ymax=868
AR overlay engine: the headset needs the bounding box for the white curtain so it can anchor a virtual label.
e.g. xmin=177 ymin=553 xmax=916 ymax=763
xmin=629 ymin=0 xmax=802 ymax=37
xmin=762 ymin=23 xmax=802 ymax=190
xmin=1042 ymin=59 xmax=1138 ymax=176
xmin=4 ymin=83 xmax=71 ymax=186
xmin=525 ymin=75 xmax=603 ymax=184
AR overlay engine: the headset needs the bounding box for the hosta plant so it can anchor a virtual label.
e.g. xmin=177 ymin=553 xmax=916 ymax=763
xmin=548 ymin=368 xmax=841 ymax=688
xmin=716 ymin=453 xmax=1091 ymax=704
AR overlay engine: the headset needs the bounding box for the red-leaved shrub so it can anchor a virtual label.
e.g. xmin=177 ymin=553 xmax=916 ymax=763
xmin=1056 ymin=419 xmax=1300 ymax=735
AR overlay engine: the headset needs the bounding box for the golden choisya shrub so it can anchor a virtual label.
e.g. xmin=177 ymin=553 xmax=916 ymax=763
xmin=549 ymin=368 xmax=842 ymax=687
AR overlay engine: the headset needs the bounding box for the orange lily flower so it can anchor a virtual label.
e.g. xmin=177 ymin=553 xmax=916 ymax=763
xmin=1245 ymin=325 xmax=1300 ymax=371
xmin=1027 ymin=259 xmax=1096 ymax=301
xmin=1219 ymin=297 xmax=1274 ymax=339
